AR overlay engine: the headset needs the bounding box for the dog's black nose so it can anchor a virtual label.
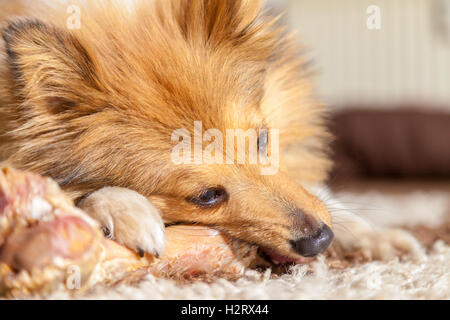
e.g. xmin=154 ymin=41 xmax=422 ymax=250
xmin=290 ymin=224 xmax=334 ymax=257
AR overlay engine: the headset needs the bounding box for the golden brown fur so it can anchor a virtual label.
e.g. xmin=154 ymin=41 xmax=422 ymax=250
xmin=0 ymin=0 xmax=333 ymax=258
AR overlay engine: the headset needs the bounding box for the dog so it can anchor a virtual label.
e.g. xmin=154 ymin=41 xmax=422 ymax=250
xmin=0 ymin=0 xmax=422 ymax=264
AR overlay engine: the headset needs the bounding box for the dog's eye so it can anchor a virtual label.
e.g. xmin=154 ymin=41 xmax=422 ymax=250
xmin=189 ymin=188 xmax=228 ymax=207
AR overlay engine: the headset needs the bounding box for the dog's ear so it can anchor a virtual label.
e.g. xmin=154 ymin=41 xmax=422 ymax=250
xmin=2 ymin=19 xmax=101 ymax=114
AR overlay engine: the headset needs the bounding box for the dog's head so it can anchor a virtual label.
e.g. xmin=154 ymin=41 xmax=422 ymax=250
xmin=1 ymin=0 xmax=333 ymax=261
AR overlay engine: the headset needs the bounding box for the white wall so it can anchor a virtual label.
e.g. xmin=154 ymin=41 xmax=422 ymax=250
xmin=275 ymin=0 xmax=450 ymax=110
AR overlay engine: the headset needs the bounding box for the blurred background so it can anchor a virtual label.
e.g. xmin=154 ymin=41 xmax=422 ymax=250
xmin=267 ymin=0 xmax=450 ymax=188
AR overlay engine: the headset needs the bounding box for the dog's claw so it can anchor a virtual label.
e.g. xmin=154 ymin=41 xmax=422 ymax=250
xmin=101 ymin=226 xmax=112 ymax=239
xmin=137 ymin=247 xmax=145 ymax=258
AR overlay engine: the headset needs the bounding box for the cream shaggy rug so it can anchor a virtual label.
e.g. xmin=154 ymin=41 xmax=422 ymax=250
xmin=45 ymin=184 xmax=450 ymax=300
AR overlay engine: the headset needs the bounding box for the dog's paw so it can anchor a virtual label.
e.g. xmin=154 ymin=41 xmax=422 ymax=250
xmin=334 ymin=215 xmax=426 ymax=262
xmin=78 ymin=187 xmax=166 ymax=257
xmin=308 ymin=185 xmax=427 ymax=262
xmin=348 ymin=228 xmax=426 ymax=262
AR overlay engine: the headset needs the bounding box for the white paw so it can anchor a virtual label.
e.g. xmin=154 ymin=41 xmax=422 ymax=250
xmin=307 ymin=185 xmax=427 ymax=262
xmin=334 ymin=214 xmax=426 ymax=262
xmin=78 ymin=187 xmax=166 ymax=257
xmin=351 ymin=228 xmax=426 ymax=262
